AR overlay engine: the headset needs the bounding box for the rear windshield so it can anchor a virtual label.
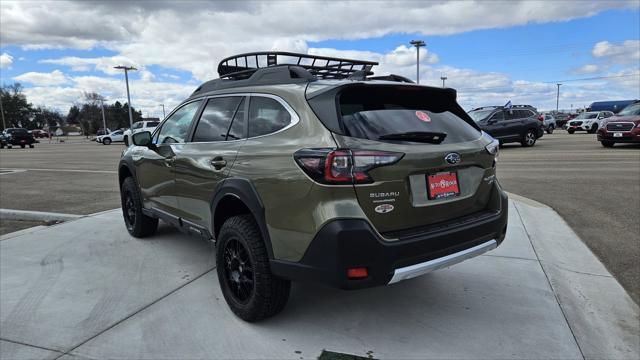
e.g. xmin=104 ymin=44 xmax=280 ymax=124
xmin=337 ymin=86 xmax=481 ymax=144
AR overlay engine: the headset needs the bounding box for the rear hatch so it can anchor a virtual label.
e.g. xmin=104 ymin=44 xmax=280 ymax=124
xmin=306 ymin=84 xmax=497 ymax=235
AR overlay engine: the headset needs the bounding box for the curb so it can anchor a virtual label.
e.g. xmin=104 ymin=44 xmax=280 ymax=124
xmin=0 ymin=208 xmax=84 ymax=222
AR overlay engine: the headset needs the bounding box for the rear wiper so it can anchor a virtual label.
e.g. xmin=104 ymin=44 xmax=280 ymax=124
xmin=378 ymin=131 xmax=447 ymax=144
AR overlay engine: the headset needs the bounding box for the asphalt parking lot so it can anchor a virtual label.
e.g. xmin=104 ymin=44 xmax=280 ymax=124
xmin=1 ymin=200 xmax=637 ymax=359
xmin=0 ymin=132 xmax=638 ymax=306
xmin=496 ymin=131 xmax=640 ymax=304
xmin=0 ymin=138 xmax=122 ymax=234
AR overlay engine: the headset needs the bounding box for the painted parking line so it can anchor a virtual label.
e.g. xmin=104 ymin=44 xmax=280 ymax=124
xmin=0 ymin=168 xmax=117 ymax=174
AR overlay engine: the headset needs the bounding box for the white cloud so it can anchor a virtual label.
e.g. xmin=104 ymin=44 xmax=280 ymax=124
xmin=0 ymin=52 xmax=13 ymax=69
xmin=572 ymin=64 xmax=600 ymax=74
xmin=40 ymin=56 xmax=139 ymax=75
xmin=23 ymin=75 xmax=196 ymax=117
xmin=13 ymin=70 xmax=67 ymax=86
xmin=592 ymin=40 xmax=640 ymax=64
xmin=1 ymin=0 xmax=637 ymax=80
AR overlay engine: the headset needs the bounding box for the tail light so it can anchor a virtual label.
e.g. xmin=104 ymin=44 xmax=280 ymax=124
xmin=538 ymin=115 xmax=544 ymax=122
xmin=294 ymin=148 xmax=404 ymax=185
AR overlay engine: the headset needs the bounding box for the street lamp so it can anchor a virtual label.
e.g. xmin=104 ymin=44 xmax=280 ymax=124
xmin=440 ymin=76 xmax=448 ymax=87
xmin=409 ymin=40 xmax=426 ymax=84
xmin=114 ymin=65 xmax=137 ymax=129
xmin=556 ymin=83 xmax=562 ymax=112
xmin=98 ymin=96 xmax=107 ymax=135
xmin=160 ymin=104 xmax=166 ymax=119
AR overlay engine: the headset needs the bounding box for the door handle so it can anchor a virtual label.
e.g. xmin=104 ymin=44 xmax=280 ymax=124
xmin=210 ymin=157 xmax=227 ymax=170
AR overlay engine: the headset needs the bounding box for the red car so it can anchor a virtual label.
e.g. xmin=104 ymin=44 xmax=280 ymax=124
xmin=597 ymin=102 xmax=640 ymax=147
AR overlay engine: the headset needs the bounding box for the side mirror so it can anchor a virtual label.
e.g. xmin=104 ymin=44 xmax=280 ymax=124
xmin=132 ymin=131 xmax=153 ymax=147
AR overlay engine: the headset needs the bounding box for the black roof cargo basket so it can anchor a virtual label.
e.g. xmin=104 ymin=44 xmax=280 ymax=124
xmin=217 ymin=51 xmax=378 ymax=80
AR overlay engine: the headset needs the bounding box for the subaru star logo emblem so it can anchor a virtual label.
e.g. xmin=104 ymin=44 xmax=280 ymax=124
xmin=445 ymin=153 xmax=461 ymax=164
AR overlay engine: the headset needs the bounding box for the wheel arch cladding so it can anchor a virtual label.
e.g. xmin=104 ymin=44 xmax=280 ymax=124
xmin=118 ymin=163 xmax=134 ymax=188
xmin=211 ymin=178 xmax=274 ymax=258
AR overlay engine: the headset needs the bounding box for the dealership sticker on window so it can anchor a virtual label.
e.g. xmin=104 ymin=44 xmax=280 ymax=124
xmin=415 ymin=111 xmax=431 ymax=122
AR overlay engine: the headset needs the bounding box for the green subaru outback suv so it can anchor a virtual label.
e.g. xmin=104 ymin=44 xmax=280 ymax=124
xmin=118 ymin=52 xmax=508 ymax=321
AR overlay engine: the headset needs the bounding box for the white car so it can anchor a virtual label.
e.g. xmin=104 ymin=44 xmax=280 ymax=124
xmin=541 ymin=114 xmax=556 ymax=134
xmin=122 ymin=120 xmax=160 ymax=145
xmin=97 ymin=129 xmax=126 ymax=145
xmin=566 ymin=111 xmax=614 ymax=134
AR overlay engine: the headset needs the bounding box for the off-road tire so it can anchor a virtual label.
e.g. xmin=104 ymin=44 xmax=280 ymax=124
xmin=567 ymin=129 xmax=575 ymax=134
xmin=216 ymin=215 xmax=290 ymax=322
xmin=120 ymin=177 xmax=158 ymax=237
xmin=520 ymin=129 xmax=537 ymax=147
xmin=601 ymin=141 xmax=615 ymax=148
xmin=103 ymin=137 xmax=112 ymax=145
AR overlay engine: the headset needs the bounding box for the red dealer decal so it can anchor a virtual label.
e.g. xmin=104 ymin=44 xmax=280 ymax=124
xmin=415 ymin=111 xmax=431 ymax=122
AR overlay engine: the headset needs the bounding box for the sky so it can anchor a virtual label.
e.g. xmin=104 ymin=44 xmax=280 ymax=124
xmin=0 ymin=0 xmax=639 ymax=118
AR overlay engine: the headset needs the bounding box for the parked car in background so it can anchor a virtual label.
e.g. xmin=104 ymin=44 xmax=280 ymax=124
xmin=122 ymin=120 xmax=160 ymax=145
xmin=540 ymin=114 xmax=556 ymax=134
xmin=96 ymin=129 xmax=126 ymax=145
xmin=2 ymin=128 xmax=36 ymax=148
xmin=30 ymin=129 xmax=49 ymax=138
xmin=597 ymin=102 xmax=640 ymax=147
xmin=588 ymin=100 xmax=638 ymax=114
xmin=96 ymin=128 xmax=112 ymax=136
xmin=468 ymin=104 xmax=544 ymax=146
xmin=566 ymin=111 xmax=614 ymax=134
xmin=0 ymin=133 xmax=10 ymax=149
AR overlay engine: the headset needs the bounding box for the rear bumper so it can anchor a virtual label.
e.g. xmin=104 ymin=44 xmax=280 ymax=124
xmin=271 ymin=190 xmax=509 ymax=289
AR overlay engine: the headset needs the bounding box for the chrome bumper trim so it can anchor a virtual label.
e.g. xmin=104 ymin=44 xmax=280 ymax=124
xmin=388 ymin=239 xmax=497 ymax=284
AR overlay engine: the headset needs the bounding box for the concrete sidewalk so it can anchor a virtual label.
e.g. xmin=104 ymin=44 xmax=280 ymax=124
xmin=0 ymin=199 xmax=638 ymax=359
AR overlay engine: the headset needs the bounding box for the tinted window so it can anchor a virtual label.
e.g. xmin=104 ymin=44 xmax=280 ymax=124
xmin=248 ymin=97 xmax=291 ymax=138
xmin=147 ymin=121 xmax=160 ymax=127
xmin=338 ymin=87 xmax=480 ymax=144
xmin=193 ymin=97 xmax=244 ymax=142
xmin=228 ymin=98 xmax=246 ymax=140
xmin=505 ymin=110 xmax=518 ymax=120
xmin=490 ymin=111 xmax=504 ymax=121
xmin=468 ymin=109 xmax=495 ymax=122
xmin=156 ymin=100 xmax=202 ymax=144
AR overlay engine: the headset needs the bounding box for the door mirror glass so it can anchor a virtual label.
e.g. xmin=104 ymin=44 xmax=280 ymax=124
xmin=132 ymin=131 xmax=153 ymax=147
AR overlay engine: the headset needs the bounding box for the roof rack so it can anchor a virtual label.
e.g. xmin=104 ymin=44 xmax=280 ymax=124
xmin=217 ymin=51 xmax=378 ymax=80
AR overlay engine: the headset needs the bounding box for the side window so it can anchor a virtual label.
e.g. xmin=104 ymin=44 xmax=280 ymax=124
xmin=248 ymin=96 xmax=292 ymax=138
xmin=156 ymin=100 xmax=202 ymax=145
xmin=490 ymin=111 xmax=504 ymax=121
xmin=192 ymin=97 xmax=244 ymax=142
xmin=505 ymin=110 xmax=518 ymax=120
xmin=132 ymin=122 xmax=143 ymax=130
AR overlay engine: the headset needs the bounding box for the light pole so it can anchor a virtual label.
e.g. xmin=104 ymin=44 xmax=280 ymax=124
xmin=114 ymin=65 xmax=137 ymax=129
xmin=556 ymin=83 xmax=562 ymax=112
xmin=99 ymin=97 xmax=107 ymax=134
xmin=160 ymin=104 xmax=166 ymax=119
xmin=410 ymin=40 xmax=426 ymax=84
xmin=440 ymin=76 xmax=448 ymax=87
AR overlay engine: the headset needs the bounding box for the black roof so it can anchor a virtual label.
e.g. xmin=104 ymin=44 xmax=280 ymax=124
xmin=191 ymin=51 xmax=413 ymax=97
